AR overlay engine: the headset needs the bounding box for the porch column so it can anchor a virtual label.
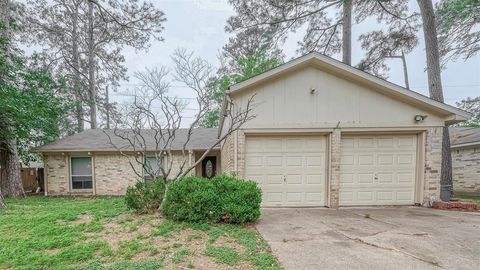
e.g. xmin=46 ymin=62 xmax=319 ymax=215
xmin=188 ymin=150 xmax=194 ymax=176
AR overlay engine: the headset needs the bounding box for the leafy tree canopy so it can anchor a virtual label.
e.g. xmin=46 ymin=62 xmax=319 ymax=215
xmin=455 ymin=97 xmax=480 ymax=127
xmin=199 ymin=50 xmax=282 ymax=128
xmin=437 ymin=0 xmax=480 ymax=29
xmin=436 ymin=0 xmax=480 ymax=64
xmin=0 ymin=23 xmax=70 ymax=164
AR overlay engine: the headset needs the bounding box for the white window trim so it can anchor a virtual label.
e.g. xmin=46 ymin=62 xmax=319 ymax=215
xmin=69 ymin=156 xmax=93 ymax=192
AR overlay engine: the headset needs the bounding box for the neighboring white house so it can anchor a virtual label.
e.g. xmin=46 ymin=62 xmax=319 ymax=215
xmin=451 ymin=127 xmax=480 ymax=194
xmin=36 ymin=52 xmax=470 ymax=208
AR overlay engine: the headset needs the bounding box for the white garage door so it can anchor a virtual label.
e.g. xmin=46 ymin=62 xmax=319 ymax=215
xmin=340 ymin=135 xmax=418 ymax=206
xmin=245 ymin=136 xmax=326 ymax=207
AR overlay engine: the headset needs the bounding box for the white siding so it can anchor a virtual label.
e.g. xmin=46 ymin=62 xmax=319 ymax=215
xmin=231 ymin=66 xmax=444 ymax=129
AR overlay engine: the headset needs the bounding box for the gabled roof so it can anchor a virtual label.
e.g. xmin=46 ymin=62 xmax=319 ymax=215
xmin=35 ymin=128 xmax=219 ymax=153
xmin=450 ymin=127 xmax=480 ymax=148
xmin=226 ymin=52 xmax=470 ymax=123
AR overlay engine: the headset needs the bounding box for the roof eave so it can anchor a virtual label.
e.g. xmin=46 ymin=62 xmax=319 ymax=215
xmin=35 ymin=146 xmax=221 ymax=154
xmin=445 ymin=114 xmax=471 ymax=125
xmin=451 ymin=141 xmax=480 ymax=149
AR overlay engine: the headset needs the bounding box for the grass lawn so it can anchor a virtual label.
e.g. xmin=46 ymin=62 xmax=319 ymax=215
xmin=455 ymin=193 xmax=480 ymax=207
xmin=0 ymin=196 xmax=282 ymax=270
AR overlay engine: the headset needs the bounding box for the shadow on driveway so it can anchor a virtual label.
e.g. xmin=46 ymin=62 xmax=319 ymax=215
xmin=256 ymin=207 xmax=480 ymax=270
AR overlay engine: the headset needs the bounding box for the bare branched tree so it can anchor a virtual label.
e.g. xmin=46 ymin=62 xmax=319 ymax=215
xmin=105 ymin=49 xmax=255 ymax=208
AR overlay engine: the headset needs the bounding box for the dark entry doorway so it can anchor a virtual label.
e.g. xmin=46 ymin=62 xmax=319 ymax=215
xmin=202 ymin=156 xmax=216 ymax=179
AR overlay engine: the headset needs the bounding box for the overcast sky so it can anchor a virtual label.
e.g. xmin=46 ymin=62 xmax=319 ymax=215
xmin=111 ymin=0 xmax=479 ymax=123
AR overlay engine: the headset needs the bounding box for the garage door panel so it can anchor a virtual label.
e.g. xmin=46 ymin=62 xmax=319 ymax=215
xmin=285 ymin=139 xmax=303 ymax=150
xmin=306 ymin=156 xmax=323 ymax=166
xmin=266 ymin=156 xmax=282 ymax=166
xmin=246 ymin=136 xmax=326 ymax=207
xmin=340 ymin=135 xmax=417 ymax=206
xmin=286 ymin=174 xmax=302 ymax=184
xmin=265 ymin=141 xmax=283 ymax=151
xmin=266 ymin=174 xmax=283 ymax=185
xmin=340 ymin=154 xmax=355 ymax=165
xmin=398 ymin=136 xmax=416 ymax=147
xmin=246 ymin=156 xmax=263 ymax=167
xmin=378 ymin=154 xmax=394 ymax=165
xmin=377 ymin=137 xmax=394 ymax=147
xmin=377 ymin=173 xmax=393 ymax=184
xmin=306 ymin=192 xmax=323 ymax=202
xmin=397 ymin=172 xmax=414 ymax=184
xmin=306 ymin=174 xmax=323 ymax=184
xmin=286 ymin=192 xmax=302 ymax=202
xmin=266 ymin=192 xmax=283 ymax=203
xmin=358 ymin=154 xmax=374 ymax=165
xmin=304 ymin=138 xmax=325 ymax=150
xmin=398 ymin=154 xmax=415 ymax=165
xmin=286 ymin=156 xmax=302 ymax=166
xmin=358 ymin=138 xmax=375 ymax=148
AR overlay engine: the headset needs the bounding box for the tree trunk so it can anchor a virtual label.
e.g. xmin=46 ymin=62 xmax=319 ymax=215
xmin=72 ymin=3 xmax=84 ymax=132
xmin=417 ymin=0 xmax=452 ymax=201
xmin=0 ymin=0 xmax=10 ymax=53
xmin=87 ymin=0 xmax=97 ymax=129
xmin=0 ymin=189 xmax=5 ymax=208
xmin=400 ymin=51 xmax=410 ymax=90
xmin=158 ymin=179 xmax=169 ymax=212
xmin=342 ymin=0 xmax=352 ymax=65
xmin=0 ymin=142 xmax=25 ymax=198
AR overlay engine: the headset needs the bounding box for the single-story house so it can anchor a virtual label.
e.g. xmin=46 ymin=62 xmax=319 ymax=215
xmin=35 ymin=129 xmax=221 ymax=195
xmin=450 ymin=127 xmax=480 ymax=194
xmin=36 ymin=52 xmax=470 ymax=208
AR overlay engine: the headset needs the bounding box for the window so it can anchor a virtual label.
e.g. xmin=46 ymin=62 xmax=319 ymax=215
xmin=71 ymin=157 xmax=93 ymax=190
xmin=144 ymin=156 xmax=163 ymax=183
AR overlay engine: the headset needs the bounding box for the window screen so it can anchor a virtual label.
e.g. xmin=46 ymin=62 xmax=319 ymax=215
xmin=144 ymin=156 xmax=163 ymax=183
xmin=71 ymin=157 xmax=93 ymax=189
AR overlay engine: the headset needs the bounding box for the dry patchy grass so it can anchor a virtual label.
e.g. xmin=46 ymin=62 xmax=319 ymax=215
xmin=0 ymin=196 xmax=281 ymax=270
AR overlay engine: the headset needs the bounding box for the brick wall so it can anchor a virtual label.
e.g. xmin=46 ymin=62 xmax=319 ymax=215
xmin=45 ymin=154 xmax=69 ymax=195
xmin=220 ymin=130 xmax=246 ymax=178
xmin=236 ymin=130 xmax=246 ymax=179
xmin=329 ymin=129 xmax=341 ymax=208
xmin=94 ymin=154 xmax=142 ymax=195
xmin=452 ymin=146 xmax=480 ymax=194
xmin=423 ymin=127 xmax=443 ymax=205
xmin=45 ymin=152 xmax=196 ymax=196
xmin=220 ymin=132 xmax=234 ymax=176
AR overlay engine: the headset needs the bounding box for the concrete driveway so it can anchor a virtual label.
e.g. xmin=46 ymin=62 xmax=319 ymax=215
xmin=256 ymin=207 xmax=480 ymax=270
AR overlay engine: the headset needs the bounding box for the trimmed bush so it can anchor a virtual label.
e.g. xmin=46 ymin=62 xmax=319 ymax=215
xmin=125 ymin=179 xmax=165 ymax=213
xmin=161 ymin=176 xmax=222 ymax=223
xmin=212 ymin=175 xmax=262 ymax=223
xmin=161 ymin=175 xmax=262 ymax=224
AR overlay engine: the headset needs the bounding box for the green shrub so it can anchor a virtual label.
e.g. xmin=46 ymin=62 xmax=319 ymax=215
xmin=212 ymin=175 xmax=262 ymax=223
xmin=161 ymin=176 xmax=222 ymax=223
xmin=161 ymin=175 xmax=261 ymax=224
xmin=125 ymin=179 xmax=165 ymax=213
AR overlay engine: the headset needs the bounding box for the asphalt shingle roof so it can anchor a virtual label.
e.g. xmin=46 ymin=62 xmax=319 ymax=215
xmin=35 ymin=128 xmax=219 ymax=152
xmin=450 ymin=127 xmax=480 ymax=147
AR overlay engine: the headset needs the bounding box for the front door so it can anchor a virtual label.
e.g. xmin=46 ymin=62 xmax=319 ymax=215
xmin=202 ymin=157 xmax=216 ymax=178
